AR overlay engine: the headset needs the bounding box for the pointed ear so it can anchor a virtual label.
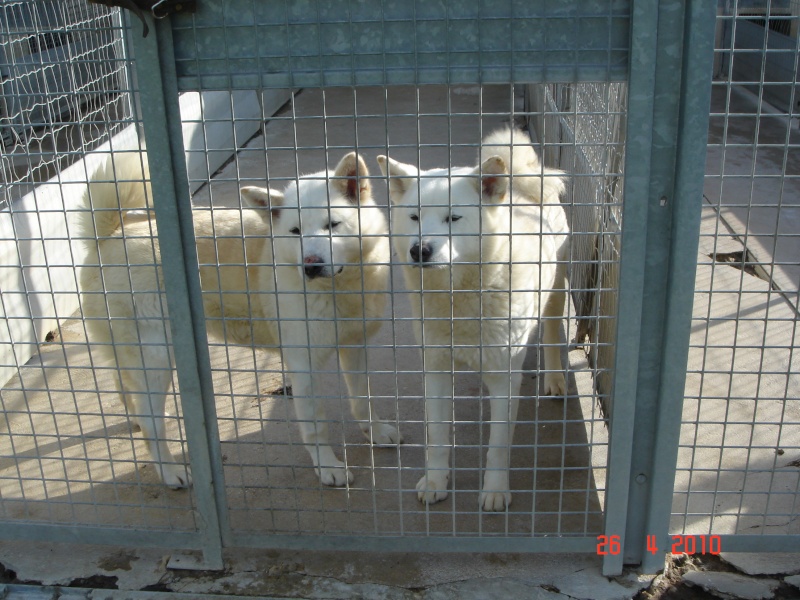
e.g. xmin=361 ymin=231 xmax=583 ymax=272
xmin=377 ymin=155 xmax=418 ymax=204
xmin=240 ymin=186 xmax=284 ymax=219
xmin=332 ymin=152 xmax=370 ymax=204
xmin=471 ymin=156 xmax=508 ymax=203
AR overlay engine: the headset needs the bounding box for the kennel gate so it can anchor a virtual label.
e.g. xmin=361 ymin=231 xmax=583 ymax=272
xmin=0 ymin=0 xmax=717 ymax=577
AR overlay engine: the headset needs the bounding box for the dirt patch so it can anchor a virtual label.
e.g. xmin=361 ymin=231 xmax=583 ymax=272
xmin=68 ymin=574 xmax=119 ymax=589
xmin=635 ymin=554 xmax=800 ymax=600
xmin=0 ymin=562 xmax=18 ymax=584
xmin=97 ymin=550 xmax=139 ymax=572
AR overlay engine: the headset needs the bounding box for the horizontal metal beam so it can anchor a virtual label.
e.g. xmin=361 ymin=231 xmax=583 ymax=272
xmin=169 ymin=0 xmax=630 ymax=89
xmin=232 ymin=533 xmax=598 ymax=554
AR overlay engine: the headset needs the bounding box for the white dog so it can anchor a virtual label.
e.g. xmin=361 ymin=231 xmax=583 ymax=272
xmin=378 ymin=127 xmax=569 ymax=511
xmin=78 ymin=150 xmax=400 ymax=489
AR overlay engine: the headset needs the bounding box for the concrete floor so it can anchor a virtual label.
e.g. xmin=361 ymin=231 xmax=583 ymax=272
xmin=673 ymin=84 xmax=800 ymax=537
xmin=0 ymin=82 xmax=798 ymax=597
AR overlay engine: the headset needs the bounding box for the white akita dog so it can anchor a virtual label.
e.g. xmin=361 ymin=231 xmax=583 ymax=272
xmin=78 ymin=150 xmax=400 ymax=489
xmin=378 ymin=127 xmax=569 ymax=511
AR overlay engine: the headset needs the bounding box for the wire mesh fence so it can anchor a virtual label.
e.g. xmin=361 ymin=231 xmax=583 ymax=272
xmin=672 ymin=2 xmax=800 ymax=545
xmin=1 ymin=0 xmax=132 ymax=205
xmin=4 ymin=0 xmax=782 ymax=571
xmin=526 ymin=82 xmax=626 ymax=418
xmin=0 ymin=1 xmax=197 ymax=533
xmin=3 ymin=82 xmax=615 ymax=538
xmin=186 ymin=84 xmax=614 ymax=538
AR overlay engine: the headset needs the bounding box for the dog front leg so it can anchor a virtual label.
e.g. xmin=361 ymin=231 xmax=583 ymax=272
xmin=416 ymin=368 xmax=453 ymax=505
xmin=480 ymin=371 xmax=522 ymax=511
xmin=339 ymin=346 xmax=402 ymax=446
xmin=542 ymin=261 xmax=567 ymax=396
xmin=284 ymin=352 xmax=353 ymax=487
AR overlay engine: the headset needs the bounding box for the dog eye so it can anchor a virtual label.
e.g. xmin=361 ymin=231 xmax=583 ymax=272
xmin=446 ymin=214 xmax=462 ymax=223
xmin=410 ymin=214 xmax=419 ymax=222
xmin=327 ymin=221 xmax=341 ymax=230
xmin=289 ymin=227 xmax=300 ymax=235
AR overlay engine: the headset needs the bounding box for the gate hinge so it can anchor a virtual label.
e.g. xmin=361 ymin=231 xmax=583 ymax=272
xmin=88 ymin=0 xmax=197 ymax=37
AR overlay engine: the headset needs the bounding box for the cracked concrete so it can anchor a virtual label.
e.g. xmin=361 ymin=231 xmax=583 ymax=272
xmin=0 ymin=541 xmax=650 ymax=600
xmin=682 ymin=571 xmax=779 ymax=600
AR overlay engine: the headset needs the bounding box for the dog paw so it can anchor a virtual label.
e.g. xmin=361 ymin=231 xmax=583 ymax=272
xmin=416 ymin=473 xmax=449 ymax=504
xmin=362 ymin=421 xmax=403 ymax=446
xmin=480 ymin=490 xmax=512 ymax=511
xmin=543 ymin=372 xmax=567 ymax=397
xmin=161 ymin=464 xmax=192 ymax=489
xmin=481 ymin=471 xmax=511 ymax=511
xmin=317 ymin=464 xmax=354 ymax=487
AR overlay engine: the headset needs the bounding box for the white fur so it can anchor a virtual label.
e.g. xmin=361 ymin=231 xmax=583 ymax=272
xmin=378 ymin=127 xmax=569 ymax=511
xmin=78 ymin=150 xmax=400 ymax=489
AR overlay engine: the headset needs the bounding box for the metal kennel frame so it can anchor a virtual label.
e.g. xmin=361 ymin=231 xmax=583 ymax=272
xmin=0 ymin=0 xmax=724 ymax=578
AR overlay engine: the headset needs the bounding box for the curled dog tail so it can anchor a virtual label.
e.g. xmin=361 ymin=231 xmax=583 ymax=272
xmin=77 ymin=150 xmax=152 ymax=242
xmin=481 ymin=126 xmax=565 ymax=204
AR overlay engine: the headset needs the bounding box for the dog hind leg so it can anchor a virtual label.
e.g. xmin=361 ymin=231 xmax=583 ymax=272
xmin=118 ymin=329 xmax=192 ymax=489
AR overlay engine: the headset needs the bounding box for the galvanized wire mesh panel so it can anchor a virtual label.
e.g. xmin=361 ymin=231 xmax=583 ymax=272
xmin=526 ymin=83 xmax=626 ymax=418
xmin=172 ymin=83 xmax=616 ymax=540
xmin=0 ymin=4 xmax=197 ymax=534
xmin=673 ymin=4 xmax=800 ymax=547
xmin=1 ymin=0 xmax=131 ymax=206
xmin=0 ymin=0 xmax=723 ymax=571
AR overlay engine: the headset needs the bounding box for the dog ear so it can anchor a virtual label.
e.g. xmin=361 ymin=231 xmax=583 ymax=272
xmin=332 ymin=152 xmax=370 ymax=204
xmin=471 ymin=156 xmax=509 ymax=203
xmin=240 ymin=186 xmax=284 ymax=219
xmin=377 ymin=156 xmax=418 ymax=204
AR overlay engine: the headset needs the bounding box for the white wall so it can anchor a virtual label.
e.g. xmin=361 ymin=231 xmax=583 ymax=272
xmin=0 ymin=89 xmax=292 ymax=386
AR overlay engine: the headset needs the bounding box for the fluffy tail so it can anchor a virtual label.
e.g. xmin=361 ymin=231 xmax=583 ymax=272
xmin=481 ymin=126 xmax=565 ymax=204
xmin=76 ymin=150 xmax=152 ymax=242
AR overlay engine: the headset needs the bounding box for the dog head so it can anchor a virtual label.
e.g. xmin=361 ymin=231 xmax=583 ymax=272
xmin=377 ymin=155 xmax=509 ymax=268
xmin=241 ymin=153 xmax=375 ymax=281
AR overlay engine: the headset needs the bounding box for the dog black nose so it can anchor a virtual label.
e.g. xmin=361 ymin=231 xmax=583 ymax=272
xmin=304 ymin=257 xmax=325 ymax=279
xmin=410 ymin=242 xmax=433 ymax=263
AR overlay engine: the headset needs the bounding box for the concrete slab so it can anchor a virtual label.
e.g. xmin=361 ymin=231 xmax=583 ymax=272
xmin=704 ymin=84 xmax=800 ymax=309
xmin=672 ymin=204 xmax=800 ymax=536
xmin=718 ymin=552 xmax=800 ymax=576
xmin=683 ymin=570 xmax=779 ymax=600
xmin=785 ymin=574 xmax=800 ymax=590
xmin=551 ymin=565 xmax=650 ymax=600
xmin=1 ymin=540 xmax=628 ymax=599
xmin=705 ymin=86 xmax=800 ymax=306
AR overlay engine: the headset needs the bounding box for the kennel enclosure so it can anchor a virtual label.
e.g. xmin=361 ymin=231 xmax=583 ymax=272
xmin=2 ymin=0 xmax=782 ymax=579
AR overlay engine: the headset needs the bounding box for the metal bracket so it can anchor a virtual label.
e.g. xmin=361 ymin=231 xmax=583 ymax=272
xmin=87 ymin=0 xmax=196 ymax=37
xmin=151 ymin=0 xmax=197 ymax=19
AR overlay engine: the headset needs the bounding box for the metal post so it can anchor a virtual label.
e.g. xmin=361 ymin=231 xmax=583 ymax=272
xmin=129 ymin=15 xmax=228 ymax=570
xmin=639 ymin=0 xmax=717 ymax=574
xmin=603 ymin=0 xmax=716 ymax=575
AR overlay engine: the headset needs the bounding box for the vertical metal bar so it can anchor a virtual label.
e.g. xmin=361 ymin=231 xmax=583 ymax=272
xmin=604 ymin=0 xmax=717 ymax=575
xmin=601 ymin=0 xmax=660 ymax=577
xmin=639 ymin=0 xmax=716 ymax=573
xmin=129 ymin=17 xmax=228 ymax=569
